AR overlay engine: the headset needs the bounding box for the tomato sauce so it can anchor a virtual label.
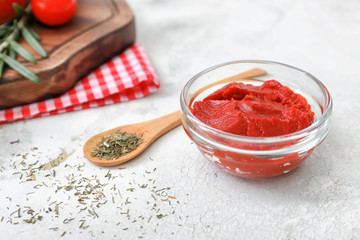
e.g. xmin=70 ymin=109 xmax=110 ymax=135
xmin=191 ymin=80 xmax=314 ymax=137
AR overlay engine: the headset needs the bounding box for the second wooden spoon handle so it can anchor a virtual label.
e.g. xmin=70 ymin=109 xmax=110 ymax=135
xmin=191 ymin=67 xmax=267 ymax=100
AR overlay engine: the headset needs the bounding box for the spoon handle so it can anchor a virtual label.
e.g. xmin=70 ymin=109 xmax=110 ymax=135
xmin=142 ymin=110 xmax=182 ymax=144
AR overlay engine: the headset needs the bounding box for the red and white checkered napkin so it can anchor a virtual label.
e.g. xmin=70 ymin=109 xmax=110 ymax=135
xmin=0 ymin=42 xmax=160 ymax=124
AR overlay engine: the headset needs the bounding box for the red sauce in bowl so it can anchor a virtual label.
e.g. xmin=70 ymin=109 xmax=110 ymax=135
xmin=191 ymin=80 xmax=314 ymax=137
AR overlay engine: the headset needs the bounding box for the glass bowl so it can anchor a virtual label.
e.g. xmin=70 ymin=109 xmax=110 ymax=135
xmin=180 ymin=60 xmax=333 ymax=178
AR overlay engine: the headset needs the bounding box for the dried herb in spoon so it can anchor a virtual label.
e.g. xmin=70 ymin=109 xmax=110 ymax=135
xmin=91 ymin=130 xmax=143 ymax=160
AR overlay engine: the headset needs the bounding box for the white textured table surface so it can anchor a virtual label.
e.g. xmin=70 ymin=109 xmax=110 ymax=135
xmin=1 ymin=0 xmax=359 ymax=239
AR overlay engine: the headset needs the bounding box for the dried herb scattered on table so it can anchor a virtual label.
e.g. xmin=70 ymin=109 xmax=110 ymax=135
xmin=91 ymin=130 xmax=143 ymax=160
xmin=3 ymin=146 xmax=182 ymax=237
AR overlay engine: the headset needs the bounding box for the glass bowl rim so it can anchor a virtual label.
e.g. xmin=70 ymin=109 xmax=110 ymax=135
xmin=180 ymin=60 xmax=333 ymax=144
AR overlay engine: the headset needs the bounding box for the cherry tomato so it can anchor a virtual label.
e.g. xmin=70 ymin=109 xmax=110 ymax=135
xmin=0 ymin=0 xmax=28 ymax=25
xmin=31 ymin=0 xmax=77 ymax=26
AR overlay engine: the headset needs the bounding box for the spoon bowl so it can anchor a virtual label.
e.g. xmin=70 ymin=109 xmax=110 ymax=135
xmin=83 ymin=111 xmax=182 ymax=166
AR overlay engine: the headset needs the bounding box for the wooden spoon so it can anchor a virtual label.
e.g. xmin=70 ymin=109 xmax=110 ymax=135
xmin=83 ymin=68 xmax=267 ymax=166
xmin=83 ymin=111 xmax=182 ymax=166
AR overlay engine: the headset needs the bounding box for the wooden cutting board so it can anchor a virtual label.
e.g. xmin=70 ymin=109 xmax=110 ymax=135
xmin=0 ymin=0 xmax=135 ymax=109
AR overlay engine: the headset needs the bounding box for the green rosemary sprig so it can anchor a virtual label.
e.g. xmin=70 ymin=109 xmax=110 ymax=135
xmin=0 ymin=3 xmax=47 ymax=83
